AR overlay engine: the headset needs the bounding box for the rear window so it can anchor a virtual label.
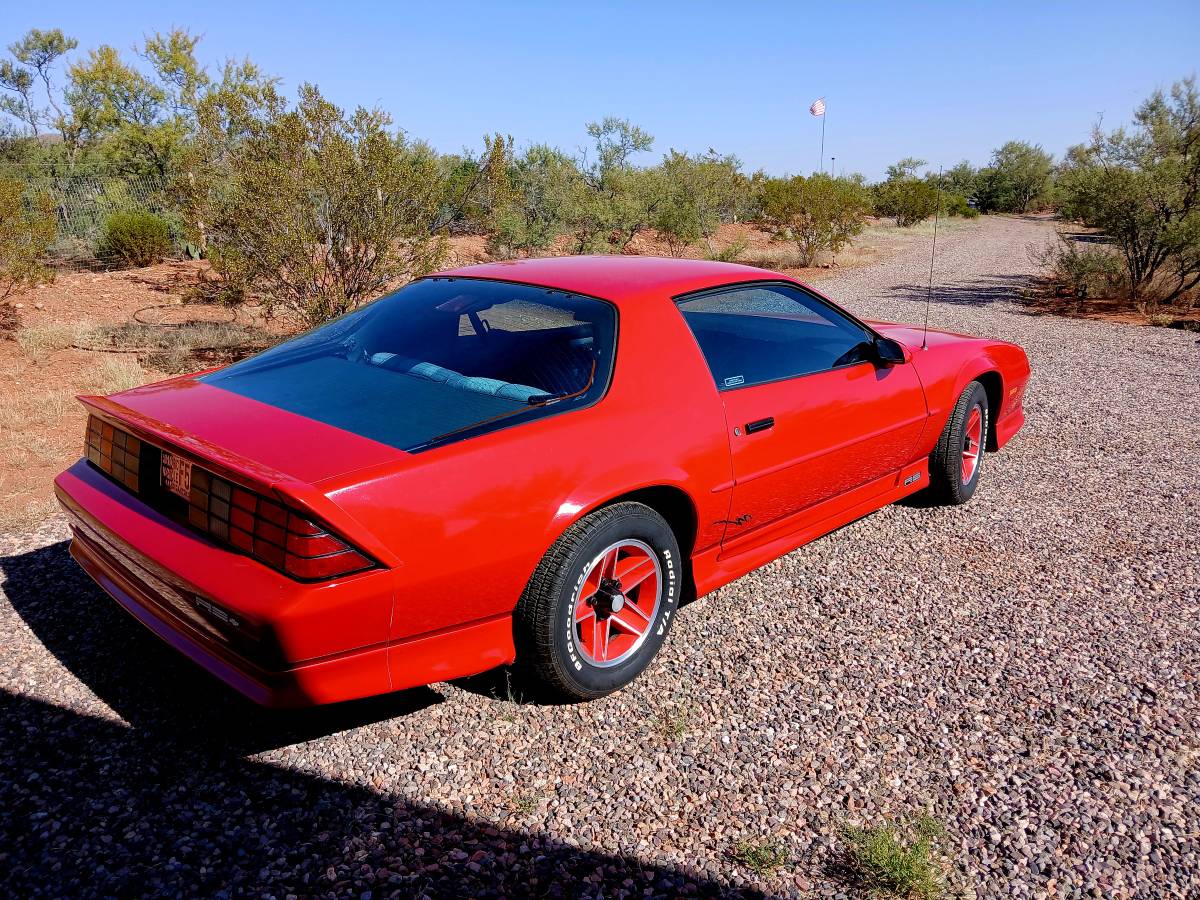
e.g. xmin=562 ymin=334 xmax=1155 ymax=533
xmin=201 ymin=278 xmax=616 ymax=451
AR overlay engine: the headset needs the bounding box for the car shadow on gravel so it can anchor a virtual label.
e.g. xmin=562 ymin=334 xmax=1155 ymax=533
xmin=2 ymin=542 xmax=768 ymax=896
xmin=887 ymin=273 xmax=1032 ymax=307
xmin=0 ymin=540 xmax=445 ymax=755
xmin=1 ymin=690 xmax=764 ymax=898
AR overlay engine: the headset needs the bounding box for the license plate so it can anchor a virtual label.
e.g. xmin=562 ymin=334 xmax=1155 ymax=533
xmin=161 ymin=451 xmax=192 ymax=500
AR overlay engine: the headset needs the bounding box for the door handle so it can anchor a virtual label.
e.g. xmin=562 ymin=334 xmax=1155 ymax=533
xmin=744 ymin=416 xmax=775 ymax=434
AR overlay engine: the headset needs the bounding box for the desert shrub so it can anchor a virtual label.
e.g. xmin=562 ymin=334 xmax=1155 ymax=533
xmin=1030 ymin=234 xmax=1125 ymax=298
xmin=0 ymin=175 xmax=56 ymax=301
xmin=942 ymin=160 xmax=979 ymax=200
xmin=487 ymin=143 xmax=581 ymax=258
xmin=652 ymin=183 xmax=702 ymax=256
xmin=564 ymin=118 xmax=664 ymax=254
xmin=705 ymin=237 xmax=748 ymax=263
xmin=653 ymin=149 xmax=750 ymax=255
xmin=990 ymin=140 xmax=1054 ymax=213
xmin=940 ymin=193 xmax=979 ymax=218
xmin=436 ymin=133 xmax=515 ymax=235
xmin=874 ymin=176 xmax=939 ymax=227
xmin=97 ymin=210 xmax=171 ymax=268
xmin=760 ymin=174 xmax=871 ymax=266
xmin=1057 ymin=76 xmax=1200 ymax=305
xmin=198 ymin=84 xmax=446 ymax=326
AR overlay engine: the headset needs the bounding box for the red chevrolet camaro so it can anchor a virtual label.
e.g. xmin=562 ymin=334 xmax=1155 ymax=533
xmin=55 ymin=257 xmax=1029 ymax=705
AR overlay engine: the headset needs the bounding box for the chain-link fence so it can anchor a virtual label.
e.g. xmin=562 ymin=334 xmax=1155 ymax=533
xmin=2 ymin=165 xmax=184 ymax=271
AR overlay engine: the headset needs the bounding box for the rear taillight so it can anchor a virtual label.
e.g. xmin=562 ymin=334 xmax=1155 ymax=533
xmin=85 ymin=415 xmax=141 ymax=492
xmin=187 ymin=468 xmax=373 ymax=581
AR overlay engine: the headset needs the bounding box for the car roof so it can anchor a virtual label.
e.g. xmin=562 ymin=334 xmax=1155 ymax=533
xmin=432 ymin=255 xmax=791 ymax=306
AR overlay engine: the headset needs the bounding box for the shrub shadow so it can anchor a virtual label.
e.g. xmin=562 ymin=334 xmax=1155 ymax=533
xmin=886 ymin=273 xmax=1033 ymax=308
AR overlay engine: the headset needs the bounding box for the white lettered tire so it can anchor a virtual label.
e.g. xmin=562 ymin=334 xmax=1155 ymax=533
xmin=514 ymin=502 xmax=681 ymax=700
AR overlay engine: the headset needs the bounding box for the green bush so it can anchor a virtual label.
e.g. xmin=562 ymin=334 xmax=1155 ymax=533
xmin=705 ymin=237 xmax=748 ymax=263
xmin=839 ymin=814 xmax=945 ymax=899
xmin=1057 ymin=76 xmax=1200 ymax=305
xmin=487 ymin=143 xmax=582 ymax=258
xmin=760 ymin=174 xmax=872 ymax=265
xmin=874 ymin=177 xmax=939 ymax=227
xmin=198 ymin=84 xmax=446 ymax=325
xmin=98 ymin=210 xmax=171 ymax=268
xmin=0 ymin=175 xmax=57 ymax=301
xmin=653 ymin=149 xmax=750 ymax=256
xmin=1030 ymin=234 xmax=1124 ymax=298
xmin=940 ymin=193 xmax=979 ymax=218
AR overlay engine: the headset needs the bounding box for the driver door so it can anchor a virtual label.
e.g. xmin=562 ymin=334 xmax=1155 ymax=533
xmin=676 ymin=282 xmax=928 ymax=543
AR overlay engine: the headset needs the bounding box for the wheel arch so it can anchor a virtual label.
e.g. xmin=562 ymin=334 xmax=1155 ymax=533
xmin=568 ymin=483 xmax=701 ymax=603
xmin=972 ymin=369 xmax=1004 ymax=451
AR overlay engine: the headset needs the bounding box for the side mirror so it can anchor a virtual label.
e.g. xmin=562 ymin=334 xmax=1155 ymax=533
xmin=874 ymin=337 xmax=910 ymax=366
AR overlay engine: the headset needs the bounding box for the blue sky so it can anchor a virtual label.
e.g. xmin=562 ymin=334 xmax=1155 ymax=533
xmin=6 ymin=1 xmax=1199 ymax=179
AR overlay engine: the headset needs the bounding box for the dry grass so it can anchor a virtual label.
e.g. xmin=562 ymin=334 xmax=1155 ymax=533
xmin=863 ymin=217 xmax=976 ymax=240
xmin=79 ymin=320 xmax=275 ymax=353
xmin=78 ymin=320 xmax=277 ymax=374
xmin=738 ymin=247 xmax=811 ymax=271
xmin=16 ymin=321 xmax=93 ymax=357
xmin=0 ymin=493 xmax=60 ymax=533
xmin=0 ymin=387 xmax=75 ymax=432
xmin=0 ymin=430 xmax=67 ymax=469
xmin=652 ymin=707 xmax=690 ymax=741
xmin=86 ymin=356 xmax=148 ymax=394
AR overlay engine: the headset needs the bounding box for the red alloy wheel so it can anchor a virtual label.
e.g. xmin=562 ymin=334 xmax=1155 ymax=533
xmin=573 ymin=539 xmax=662 ymax=668
xmin=961 ymin=406 xmax=983 ymax=484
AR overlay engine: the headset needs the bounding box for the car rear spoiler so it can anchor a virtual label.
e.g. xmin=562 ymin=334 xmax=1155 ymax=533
xmin=78 ymin=394 xmax=401 ymax=569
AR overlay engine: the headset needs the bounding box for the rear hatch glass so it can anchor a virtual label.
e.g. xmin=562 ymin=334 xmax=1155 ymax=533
xmin=201 ymin=278 xmax=616 ymax=452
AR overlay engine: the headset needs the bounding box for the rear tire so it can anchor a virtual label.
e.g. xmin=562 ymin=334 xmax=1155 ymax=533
xmin=928 ymin=381 xmax=988 ymax=505
xmin=514 ymin=502 xmax=681 ymax=701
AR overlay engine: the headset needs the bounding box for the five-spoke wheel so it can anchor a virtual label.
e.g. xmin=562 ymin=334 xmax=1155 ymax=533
xmin=515 ymin=502 xmax=680 ymax=700
xmin=573 ymin=539 xmax=662 ymax=667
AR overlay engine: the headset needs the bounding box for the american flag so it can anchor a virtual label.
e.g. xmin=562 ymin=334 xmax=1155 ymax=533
xmin=809 ymin=97 xmax=826 ymax=117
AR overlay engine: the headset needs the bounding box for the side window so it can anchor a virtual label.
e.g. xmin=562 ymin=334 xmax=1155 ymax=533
xmin=676 ymin=283 xmax=874 ymax=389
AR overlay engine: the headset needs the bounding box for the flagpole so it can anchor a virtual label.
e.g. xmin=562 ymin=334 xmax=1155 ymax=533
xmin=819 ymin=112 xmax=825 ymax=173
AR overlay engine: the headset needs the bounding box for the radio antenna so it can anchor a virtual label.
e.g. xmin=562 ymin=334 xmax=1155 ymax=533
xmin=922 ymin=166 xmax=943 ymax=350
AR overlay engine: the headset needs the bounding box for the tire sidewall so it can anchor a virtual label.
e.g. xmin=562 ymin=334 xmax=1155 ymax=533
xmin=954 ymin=385 xmax=989 ymax=501
xmin=551 ymin=509 xmax=680 ymax=697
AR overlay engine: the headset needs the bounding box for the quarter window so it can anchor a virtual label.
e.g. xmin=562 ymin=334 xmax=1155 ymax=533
xmin=676 ymin=283 xmax=875 ymax=389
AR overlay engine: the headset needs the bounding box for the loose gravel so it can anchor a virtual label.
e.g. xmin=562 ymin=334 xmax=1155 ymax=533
xmin=3 ymin=215 xmax=1198 ymax=898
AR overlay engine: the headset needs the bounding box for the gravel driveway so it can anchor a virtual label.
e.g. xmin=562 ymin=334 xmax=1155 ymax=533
xmin=3 ymin=215 xmax=1198 ymax=898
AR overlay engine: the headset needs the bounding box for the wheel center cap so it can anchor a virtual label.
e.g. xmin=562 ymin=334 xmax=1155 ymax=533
xmin=595 ymin=577 xmax=625 ymax=616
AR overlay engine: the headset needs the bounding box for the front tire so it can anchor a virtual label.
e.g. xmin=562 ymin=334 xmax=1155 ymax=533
xmin=928 ymin=381 xmax=988 ymax=505
xmin=514 ymin=502 xmax=681 ymax=701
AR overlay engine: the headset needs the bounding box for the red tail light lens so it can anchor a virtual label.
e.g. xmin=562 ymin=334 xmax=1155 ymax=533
xmin=85 ymin=415 xmax=141 ymax=492
xmin=188 ymin=468 xmax=373 ymax=581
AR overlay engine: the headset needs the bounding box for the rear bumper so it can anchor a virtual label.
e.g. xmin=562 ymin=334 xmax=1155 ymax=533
xmin=55 ymin=459 xmax=515 ymax=707
xmin=57 ymin=468 xmax=393 ymax=707
xmin=66 ymin=525 xmax=362 ymax=706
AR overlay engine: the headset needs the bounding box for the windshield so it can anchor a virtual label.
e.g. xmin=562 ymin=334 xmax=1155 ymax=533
xmin=201 ymin=277 xmax=617 ymax=451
